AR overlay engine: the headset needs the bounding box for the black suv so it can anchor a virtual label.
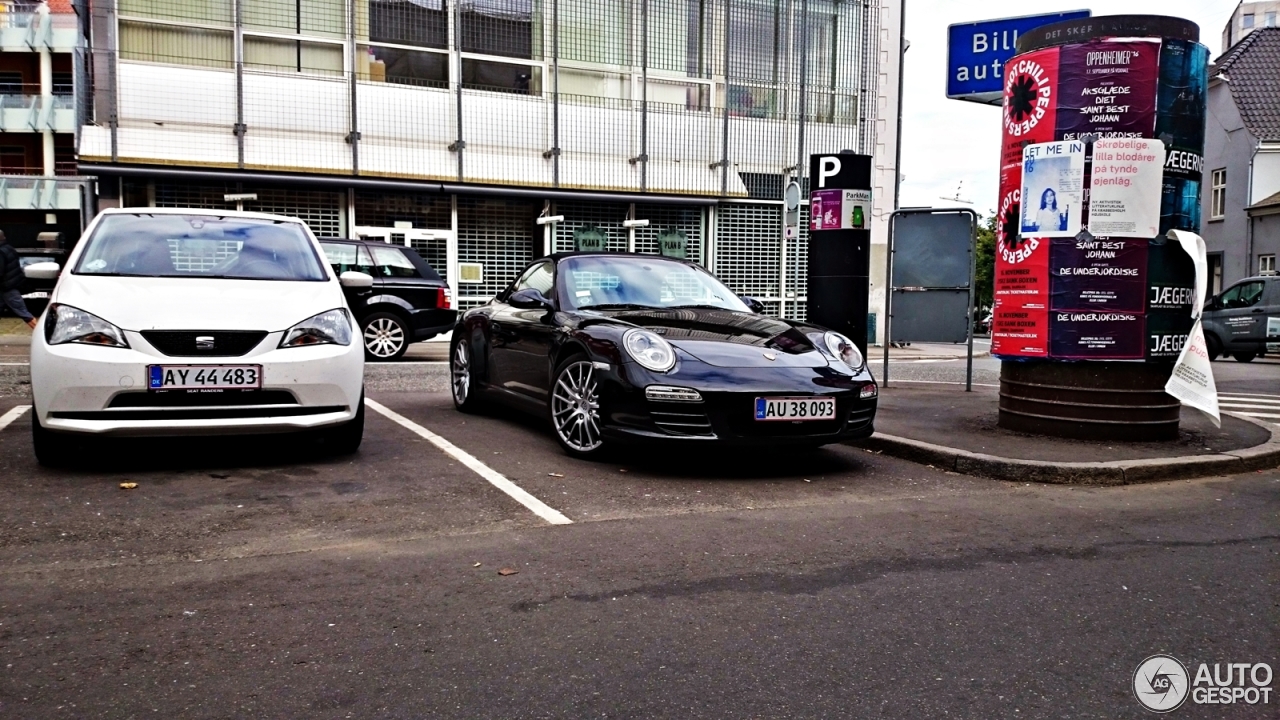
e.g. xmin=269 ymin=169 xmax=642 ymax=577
xmin=319 ymin=239 xmax=457 ymax=361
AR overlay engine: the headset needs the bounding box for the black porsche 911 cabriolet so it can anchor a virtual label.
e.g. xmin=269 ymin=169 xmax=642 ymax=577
xmin=449 ymin=252 xmax=878 ymax=458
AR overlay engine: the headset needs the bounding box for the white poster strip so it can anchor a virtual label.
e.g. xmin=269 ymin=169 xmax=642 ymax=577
xmin=1164 ymin=229 xmax=1219 ymax=427
xmin=1020 ymin=140 xmax=1085 ymax=238
xmin=1087 ymin=138 xmax=1166 ymax=238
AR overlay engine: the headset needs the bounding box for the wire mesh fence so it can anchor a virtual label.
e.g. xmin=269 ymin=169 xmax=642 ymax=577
xmin=84 ymin=0 xmax=879 ymax=197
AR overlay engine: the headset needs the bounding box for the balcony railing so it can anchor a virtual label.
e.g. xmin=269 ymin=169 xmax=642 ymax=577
xmin=0 ymin=90 xmax=76 ymax=132
xmin=0 ymin=163 xmax=80 ymax=176
xmin=0 ymin=174 xmax=85 ymax=210
xmin=0 ymin=7 xmax=80 ymax=51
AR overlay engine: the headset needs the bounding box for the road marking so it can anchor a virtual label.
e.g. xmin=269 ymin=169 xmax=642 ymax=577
xmin=363 ymin=398 xmax=572 ymax=526
xmin=1219 ymin=393 xmax=1280 ymax=400
xmin=1230 ymin=412 xmax=1280 ymax=420
xmin=0 ymin=404 xmax=31 ymax=431
xmin=1220 ymin=403 xmax=1280 ymax=410
xmin=0 ymin=362 xmax=29 ymax=366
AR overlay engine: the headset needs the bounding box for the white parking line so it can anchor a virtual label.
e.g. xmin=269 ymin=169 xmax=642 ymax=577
xmin=363 ymin=398 xmax=572 ymax=526
xmin=0 ymin=404 xmax=31 ymax=431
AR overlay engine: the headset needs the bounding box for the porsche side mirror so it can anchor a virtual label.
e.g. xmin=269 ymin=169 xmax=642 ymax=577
xmin=339 ymin=271 xmax=374 ymax=289
xmin=509 ymin=288 xmax=553 ymax=310
xmin=23 ymin=261 xmax=59 ymax=280
xmin=740 ymin=295 xmax=766 ymax=314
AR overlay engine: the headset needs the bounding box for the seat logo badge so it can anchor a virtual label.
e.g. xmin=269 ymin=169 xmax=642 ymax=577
xmin=196 ymin=336 xmax=216 ymax=350
xmin=763 ymin=352 xmax=777 ymax=361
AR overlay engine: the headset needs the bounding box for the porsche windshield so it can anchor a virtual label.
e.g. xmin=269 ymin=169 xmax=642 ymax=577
xmin=561 ymin=256 xmax=749 ymax=313
xmin=74 ymin=214 xmax=328 ymax=281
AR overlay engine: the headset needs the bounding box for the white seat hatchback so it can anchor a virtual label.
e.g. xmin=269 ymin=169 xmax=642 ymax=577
xmin=29 ymin=208 xmax=368 ymax=466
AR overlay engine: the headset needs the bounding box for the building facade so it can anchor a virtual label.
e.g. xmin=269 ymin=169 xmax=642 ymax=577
xmin=0 ymin=0 xmax=88 ymax=248
xmin=75 ymin=0 xmax=902 ymax=338
xmin=1202 ymin=26 xmax=1280 ymax=291
xmin=1222 ymin=1 xmax=1279 ymax=53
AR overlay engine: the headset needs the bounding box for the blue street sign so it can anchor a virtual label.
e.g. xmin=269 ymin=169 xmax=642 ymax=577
xmin=947 ymin=10 xmax=1090 ymax=105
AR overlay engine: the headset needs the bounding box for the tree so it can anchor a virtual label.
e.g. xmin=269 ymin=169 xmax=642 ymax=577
xmin=974 ymin=210 xmax=996 ymax=312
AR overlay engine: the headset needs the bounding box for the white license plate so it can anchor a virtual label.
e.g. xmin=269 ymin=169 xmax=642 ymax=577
xmin=755 ymin=396 xmax=836 ymax=421
xmin=148 ymin=365 xmax=262 ymax=390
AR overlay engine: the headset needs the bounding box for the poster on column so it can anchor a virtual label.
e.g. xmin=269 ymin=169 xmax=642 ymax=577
xmin=1087 ymin=137 xmax=1165 ymax=237
xmin=1050 ymin=237 xmax=1148 ymax=312
xmin=991 ymin=231 xmax=1049 ymax=357
xmin=1020 ymin=141 xmax=1084 ymax=238
xmin=1056 ymin=40 xmax=1160 ymax=141
xmin=1050 ymin=311 xmax=1145 ymax=359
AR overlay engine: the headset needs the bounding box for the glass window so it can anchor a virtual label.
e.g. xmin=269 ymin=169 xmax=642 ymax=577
xmin=76 ymin=214 xmax=328 ymax=281
xmin=119 ymin=0 xmax=233 ymax=26
xmin=244 ymin=37 xmax=344 ymax=76
xmin=321 ymin=242 xmax=375 ymax=275
xmin=1242 ymin=13 xmax=1254 ymax=28
xmin=460 ymin=0 xmax=535 ymax=59
xmin=370 ymin=245 xmax=421 ymax=278
xmin=1211 ymin=168 xmax=1226 ymax=219
xmin=1266 ymin=11 xmax=1276 ymax=26
xmin=559 ymin=0 xmax=629 ymax=66
xmin=513 ymin=261 xmax=554 ymax=296
xmin=120 ymin=21 xmax=234 ymax=69
xmin=361 ymin=45 xmax=449 ymax=88
xmin=1260 ymin=255 xmax=1276 ymax=275
xmin=370 ymin=0 xmax=449 ymax=48
xmin=559 ymin=255 xmax=748 ymax=312
xmin=462 ymin=59 xmax=541 ymax=94
xmin=243 ymin=0 xmax=345 ymax=38
xmin=1220 ymin=281 xmax=1264 ymax=308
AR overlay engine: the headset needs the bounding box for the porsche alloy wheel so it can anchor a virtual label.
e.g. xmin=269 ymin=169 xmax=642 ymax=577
xmin=452 ymin=340 xmax=472 ymax=408
xmin=551 ymin=359 xmax=604 ymax=456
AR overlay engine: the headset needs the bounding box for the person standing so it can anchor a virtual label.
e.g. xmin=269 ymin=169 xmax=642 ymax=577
xmin=0 ymin=231 xmax=38 ymax=330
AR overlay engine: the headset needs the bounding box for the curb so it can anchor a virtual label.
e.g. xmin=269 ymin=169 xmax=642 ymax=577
xmin=852 ymin=412 xmax=1280 ymax=485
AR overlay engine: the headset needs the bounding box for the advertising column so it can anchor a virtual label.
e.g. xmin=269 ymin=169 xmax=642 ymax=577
xmin=808 ymin=153 xmax=873 ymax=356
xmin=990 ymin=15 xmax=1208 ymax=441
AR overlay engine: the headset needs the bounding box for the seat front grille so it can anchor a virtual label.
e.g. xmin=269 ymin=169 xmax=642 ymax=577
xmin=141 ymin=331 xmax=268 ymax=357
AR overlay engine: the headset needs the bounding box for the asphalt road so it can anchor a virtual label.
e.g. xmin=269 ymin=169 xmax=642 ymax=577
xmin=0 ymin=350 xmax=1277 ymax=718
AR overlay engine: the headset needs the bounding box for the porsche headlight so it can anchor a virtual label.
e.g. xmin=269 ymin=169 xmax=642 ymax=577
xmin=45 ymin=304 xmax=129 ymax=348
xmin=280 ymin=308 xmax=352 ymax=348
xmin=623 ymin=328 xmax=676 ymax=373
xmin=823 ymin=331 xmax=864 ymax=371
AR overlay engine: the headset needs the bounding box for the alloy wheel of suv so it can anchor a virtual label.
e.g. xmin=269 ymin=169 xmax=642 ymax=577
xmin=362 ymin=312 xmax=409 ymax=361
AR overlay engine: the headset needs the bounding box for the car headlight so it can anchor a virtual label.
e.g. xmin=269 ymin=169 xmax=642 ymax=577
xmin=45 ymin=303 xmax=129 ymax=348
xmin=823 ymin=331 xmax=864 ymax=370
xmin=623 ymin=328 xmax=676 ymax=372
xmin=280 ymin=308 xmax=352 ymax=348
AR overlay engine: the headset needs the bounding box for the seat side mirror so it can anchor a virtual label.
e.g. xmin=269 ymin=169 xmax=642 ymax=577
xmin=339 ymin=270 xmax=374 ymax=289
xmin=23 ymin=262 xmax=60 ymax=280
xmin=509 ymin=287 xmax=553 ymax=310
xmin=740 ymin=295 xmax=766 ymax=314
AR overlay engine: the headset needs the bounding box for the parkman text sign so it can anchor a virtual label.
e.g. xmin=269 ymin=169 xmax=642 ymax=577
xmin=947 ymin=10 xmax=1090 ymax=105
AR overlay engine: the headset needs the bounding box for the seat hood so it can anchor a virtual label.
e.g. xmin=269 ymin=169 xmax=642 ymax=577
xmin=594 ymin=307 xmax=830 ymax=368
xmin=53 ymin=275 xmax=346 ymax=332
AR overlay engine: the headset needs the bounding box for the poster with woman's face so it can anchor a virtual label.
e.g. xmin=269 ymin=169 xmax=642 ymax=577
xmin=1019 ymin=140 xmax=1085 ymax=238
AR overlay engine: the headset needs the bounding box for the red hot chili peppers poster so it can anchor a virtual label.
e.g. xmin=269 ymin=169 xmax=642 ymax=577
xmin=991 ymin=35 xmax=1203 ymax=361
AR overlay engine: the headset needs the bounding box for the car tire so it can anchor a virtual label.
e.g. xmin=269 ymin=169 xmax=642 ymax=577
xmin=323 ymin=394 xmax=365 ymax=455
xmin=450 ymin=336 xmax=484 ymax=413
xmin=549 ymin=355 xmax=610 ymax=460
xmin=31 ymin=411 xmax=69 ymax=467
xmin=1203 ymin=333 xmax=1223 ymax=361
xmin=362 ymin=312 xmax=410 ymax=361
xmin=1232 ymin=352 xmax=1256 ymax=363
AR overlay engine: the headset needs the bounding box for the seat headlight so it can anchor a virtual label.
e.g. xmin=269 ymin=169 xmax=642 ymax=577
xmin=623 ymin=328 xmax=676 ymax=373
xmin=280 ymin=308 xmax=352 ymax=348
xmin=823 ymin=331 xmax=863 ymax=371
xmin=45 ymin=304 xmax=129 ymax=348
